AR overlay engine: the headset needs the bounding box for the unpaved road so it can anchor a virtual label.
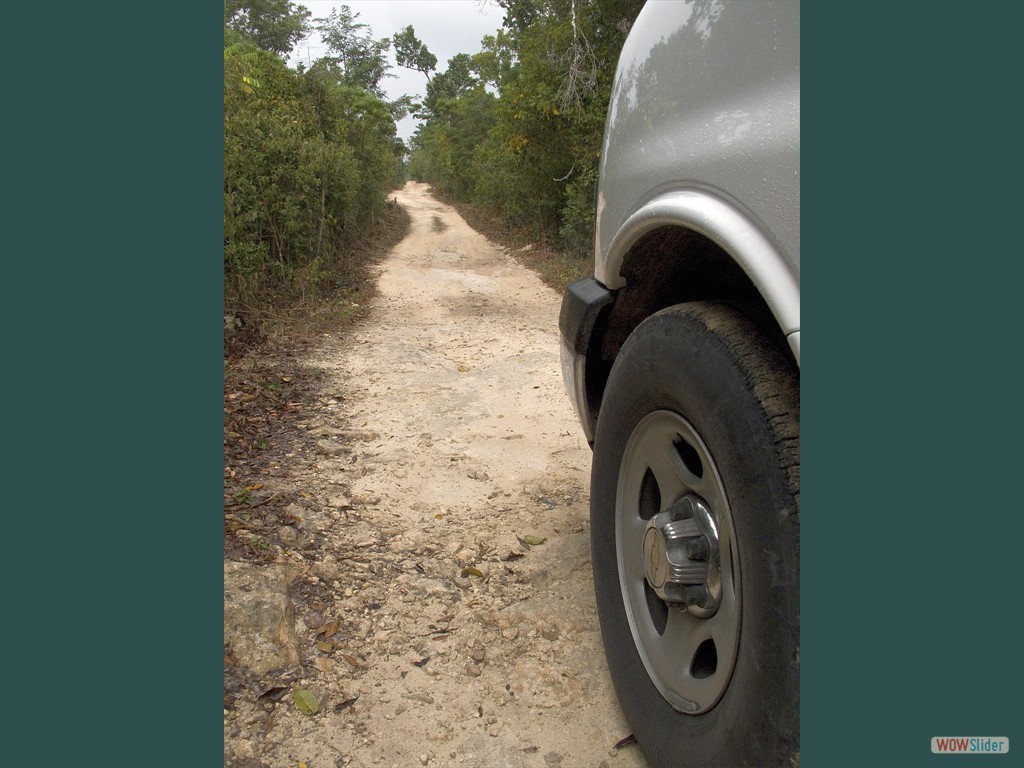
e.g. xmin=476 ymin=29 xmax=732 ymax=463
xmin=224 ymin=182 xmax=648 ymax=768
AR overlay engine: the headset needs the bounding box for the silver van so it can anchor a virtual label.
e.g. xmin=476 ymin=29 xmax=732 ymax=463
xmin=559 ymin=2 xmax=800 ymax=765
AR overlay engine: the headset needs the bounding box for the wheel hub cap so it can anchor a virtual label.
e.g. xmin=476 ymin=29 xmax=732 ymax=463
xmin=642 ymin=495 xmax=722 ymax=618
xmin=615 ymin=410 xmax=741 ymax=714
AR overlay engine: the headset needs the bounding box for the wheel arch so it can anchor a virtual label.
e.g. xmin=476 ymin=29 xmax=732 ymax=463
xmin=584 ymin=188 xmax=800 ymax=427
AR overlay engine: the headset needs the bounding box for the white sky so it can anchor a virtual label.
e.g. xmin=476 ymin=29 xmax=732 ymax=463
xmin=290 ymin=1 xmax=506 ymax=142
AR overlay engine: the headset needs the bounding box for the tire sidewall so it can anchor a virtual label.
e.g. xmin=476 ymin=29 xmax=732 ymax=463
xmin=591 ymin=305 xmax=799 ymax=767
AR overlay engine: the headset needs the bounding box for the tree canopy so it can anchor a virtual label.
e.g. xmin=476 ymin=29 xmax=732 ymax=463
xmin=313 ymin=7 xmax=393 ymax=97
xmin=393 ymin=26 xmax=438 ymax=82
xmin=224 ymin=0 xmax=310 ymax=56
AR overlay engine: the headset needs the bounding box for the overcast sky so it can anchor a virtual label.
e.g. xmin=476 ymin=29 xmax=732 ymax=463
xmin=290 ymin=1 xmax=506 ymax=142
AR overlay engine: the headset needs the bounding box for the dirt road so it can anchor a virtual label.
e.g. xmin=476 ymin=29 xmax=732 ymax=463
xmin=224 ymin=182 xmax=647 ymax=768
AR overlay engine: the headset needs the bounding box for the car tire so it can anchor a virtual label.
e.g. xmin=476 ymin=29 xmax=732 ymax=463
xmin=591 ymin=302 xmax=799 ymax=767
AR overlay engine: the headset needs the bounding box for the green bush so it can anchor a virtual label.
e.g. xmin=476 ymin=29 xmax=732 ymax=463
xmin=224 ymin=41 xmax=400 ymax=313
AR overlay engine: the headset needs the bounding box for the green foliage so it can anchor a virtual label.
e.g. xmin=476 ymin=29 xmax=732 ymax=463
xmin=225 ymin=0 xmax=311 ymax=56
xmin=413 ymin=88 xmax=499 ymax=200
xmin=393 ymin=26 xmax=437 ymax=80
xmin=314 ymin=6 xmax=392 ymax=96
xmin=420 ymin=53 xmax=476 ymax=119
xmin=223 ymin=0 xmax=645 ymax=322
xmin=224 ymin=30 xmax=401 ymax=314
xmin=408 ymin=0 xmax=645 ymax=259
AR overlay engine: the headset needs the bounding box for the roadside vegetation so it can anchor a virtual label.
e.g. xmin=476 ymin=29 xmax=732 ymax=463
xmin=224 ymin=0 xmax=413 ymax=559
xmin=222 ymin=0 xmax=644 ymax=541
xmin=224 ymin=0 xmax=645 ymax=343
xmin=406 ymin=0 xmax=646 ymax=263
xmin=224 ymin=0 xmax=410 ymax=347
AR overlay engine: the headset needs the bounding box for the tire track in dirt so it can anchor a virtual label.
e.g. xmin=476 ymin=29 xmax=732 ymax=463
xmin=227 ymin=182 xmax=647 ymax=768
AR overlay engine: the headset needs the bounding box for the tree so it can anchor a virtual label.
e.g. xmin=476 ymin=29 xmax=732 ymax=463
xmin=392 ymin=25 xmax=438 ymax=82
xmin=409 ymin=0 xmax=646 ymax=256
xmin=495 ymin=0 xmax=542 ymax=37
xmin=473 ymin=31 xmax=515 ymax=90
xmin=314 ymin=7 xmax=392 ymax=96
xmin=224 ymin=0 xmax=311 ymax=56
xmin=420 ymin=53 xmax=477 ymax=120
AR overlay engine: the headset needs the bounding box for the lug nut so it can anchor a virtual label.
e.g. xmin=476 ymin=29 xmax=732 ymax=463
xmin=685 ymin=535 xmax=710 ymax=561
xmin=686 ymin=585 xmax=710 ymax=609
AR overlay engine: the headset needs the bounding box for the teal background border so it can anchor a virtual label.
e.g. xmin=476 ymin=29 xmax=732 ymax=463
xmin=6 ymin=3 xmax=224 ymax=763
xmin=803 ymin=2 xmax=1020 ymax=765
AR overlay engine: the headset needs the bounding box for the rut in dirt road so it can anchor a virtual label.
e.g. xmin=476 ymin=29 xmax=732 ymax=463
xmin=225 ymin=182 xmax=648 ymax=768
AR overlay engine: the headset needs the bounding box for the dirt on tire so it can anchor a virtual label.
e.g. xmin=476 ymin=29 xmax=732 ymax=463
xmin=224 ymin=182 xmax=648 ymax=768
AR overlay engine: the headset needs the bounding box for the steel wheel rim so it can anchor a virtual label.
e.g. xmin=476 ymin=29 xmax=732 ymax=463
xmin=615 ymin=410 xmax=741 ymax=714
